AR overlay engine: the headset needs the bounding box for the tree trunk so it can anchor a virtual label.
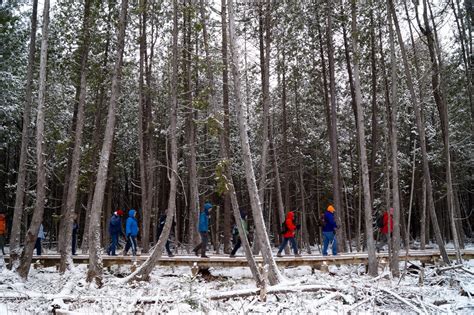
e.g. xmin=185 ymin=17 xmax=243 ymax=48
xmin=128 ymin=0 xmax=185 ymax=281
xmin=350 ymin=0 xmax=377 ymax=276
xmin=388 ymin=0 xmax=449 ymax=264
xmin=326 ymin=0 xmax=344 ymax=253
xmin=16 ymin=0 xmax=50 ymax=280
xmin=386 ymin=1 xmax=401 ymax=277
xmin=58 ymin=0 xmax=94 ymax=274
xmin=228 ymin=0 xmax=283 ymax=285
xmin=138 ymin=0 xmax=154 ymax=254
xmin=87 ymin=0 xmax=128 ymax=285
xmin=419 ymin=0 xmax=462 ymax=263
xmin=9 ymin=0 xmax=38 ymax=270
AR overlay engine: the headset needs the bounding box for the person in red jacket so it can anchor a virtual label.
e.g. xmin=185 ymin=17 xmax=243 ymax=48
xmin=276 ymin=211 xmax=301 ymax=257
xmin=377 ymin=208 xmax=394 ymax=252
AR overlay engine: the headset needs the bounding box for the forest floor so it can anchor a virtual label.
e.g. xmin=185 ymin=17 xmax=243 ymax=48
xmin=0 ymin=245 xmax=473 ymax=314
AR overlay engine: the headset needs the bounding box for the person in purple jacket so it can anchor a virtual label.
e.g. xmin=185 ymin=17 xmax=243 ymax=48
xmin=322 ymin=204 xmax=338 ymax=256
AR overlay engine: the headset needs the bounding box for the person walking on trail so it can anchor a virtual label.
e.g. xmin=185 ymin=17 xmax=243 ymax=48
xmin=193 ymin=202 xmax=213 ymax=258
xmin=35 ymin=224 xmax=45 ymax=256
xmin=230 ymin=210 xmax=248 ymax=258
xmin=0 ymin=213 xmax=7 ymax=255
xmin=376 ymin=208 xmax=394 ymax=252
xmin=276 ymin=211 xmax=301 ymax=257
xmin=72 ymin=213 xmax=79 ymax=255
xmin=107 ymin=209 xmax=124 ymax=256
xmin=322 ymin=205 xmax=338 ymax=256
xmin=124 ymin=209 xmax=139 ymax=256
xmin=157 ymin=212 xmax=175 ymax=257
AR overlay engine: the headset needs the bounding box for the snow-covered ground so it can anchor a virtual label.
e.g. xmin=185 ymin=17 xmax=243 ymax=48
xmin=1 ymin=252 xmax=473 ymax=314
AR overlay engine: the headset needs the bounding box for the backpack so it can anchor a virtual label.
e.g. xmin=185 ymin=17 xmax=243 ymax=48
xmin=319 ymin=213 xmax=326 ymax=227
xmin=0 ymin=214 xmax=5 ymax=235
xmin=376 ymin=215 xmax=384 ymax=228
xmin=280 ymin=221 xmax=288 ymax=234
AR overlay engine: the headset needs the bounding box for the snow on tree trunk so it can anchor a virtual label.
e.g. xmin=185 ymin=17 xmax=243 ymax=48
xmin=420 ymin=0 xmax=462 ymax=263
xmin=87 ymin=0 xmax=128 ymax=285
xmin=228 ymin=0 xmax=283 ymax=286
xmin=326 ymin=0 xmax=345 ymax=253
xmin=9 ymin=0 xmax=38 ymax=270
xmin=126 ymin=0 xmax=179 ymax=282
xmin=58 ymin=0 xmax=93 ymax=274
xmin=388 ymin=0 xmax=449 ymax=264
xmin=350 ymin=0 xmax=377 ymax=277
xmin=16 ymin=0 xmax=50 ymax=280
xmin=386 ymin=2 xmax=401 ymax=277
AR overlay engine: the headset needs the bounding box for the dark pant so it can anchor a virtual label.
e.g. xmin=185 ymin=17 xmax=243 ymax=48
xmin=231 ymin=239 xmax=241 ymax=256
xmin=72 ymin=232 xmax=77 ymax=255
xmin=124 ymin=235 xmax=137 ymax=256
xmin=193 ymin=232 xmax=208 ymax=256
xmin=108 ymin=233 xmax=119 ymax=255
xmin=35 ymin=237 xmax=42 ymax=255
xmin=278 ymin=237 xmax=298 ymax=255
xmin=0 ymin=234 xmax=5 ymax=255
xmin=165 ymin=240 xmax=172 ymax=255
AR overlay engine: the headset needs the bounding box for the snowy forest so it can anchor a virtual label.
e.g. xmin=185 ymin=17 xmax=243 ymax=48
xmin=0 ymin=0 xmax=473 ymax=313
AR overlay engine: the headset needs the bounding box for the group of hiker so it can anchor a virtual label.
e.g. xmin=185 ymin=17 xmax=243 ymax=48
xmin=0 ymin=202 xmax=394 ymax=258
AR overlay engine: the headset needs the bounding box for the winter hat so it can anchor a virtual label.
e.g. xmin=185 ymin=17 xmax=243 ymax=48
xmin=327 ymin=205 xmax=335 ymax=212
xmin=116 ymin=209 xmax=124 ymax=216
xmin=204 ymin=202 xmax=213 ymax=211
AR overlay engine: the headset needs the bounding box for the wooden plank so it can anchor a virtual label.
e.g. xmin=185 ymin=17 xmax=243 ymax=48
xmin=3 ymin=249 xmax=473 ymax=268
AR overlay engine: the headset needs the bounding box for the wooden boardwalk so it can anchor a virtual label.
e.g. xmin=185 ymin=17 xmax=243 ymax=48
xmin=2 ymin=249 xmax=472 ymax=269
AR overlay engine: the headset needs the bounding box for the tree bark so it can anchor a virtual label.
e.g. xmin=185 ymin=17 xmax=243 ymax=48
xmin=388 ymin=0 xmax=449 ymax=264
xmin=349 ymin=0 xmax=377 ymax=276
xmin=16 ymin=0 xmax=50 ymax=280
xmin=228 ymin=0 xmax=283 ymax=285
xmin=326 ymin=0 xmax=344 ymax=253
xmin=58 ymin=0 xmax=94 ymax=274
xmin=386 ymin=1 xmax=401 ymax=277
xmin=127 ymin=0 xmax=179 ymax=282
xmin=419 ymin=0 xmax=462 ymax=263
xmin=87 ymin=0 xmax=129 ymax=285
xmin=9 ymin=0 xmax=38 ymax=270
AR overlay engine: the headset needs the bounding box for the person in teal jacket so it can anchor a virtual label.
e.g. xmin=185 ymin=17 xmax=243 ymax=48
xmin=193 ymin=202 xmax=212 ymax=258
xmin=124 ymin=209 xmax=139 ymax=256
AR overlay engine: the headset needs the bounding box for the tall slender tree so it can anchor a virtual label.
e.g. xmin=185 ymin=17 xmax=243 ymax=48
xmin=87 ymin=0 xmax=129 ymax=285
xmin=16 ymin=0 xmax=50 ymax=280
xmin=9 ymin=0 xmax=38 ymax=270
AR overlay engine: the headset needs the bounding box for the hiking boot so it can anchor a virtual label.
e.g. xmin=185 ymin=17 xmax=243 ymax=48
xmin=229 ymin=254 xmax=236 ymax=258
xmin=295 ymin=253 xmax=302 ymax=257
xmin=168 ymin=253 xmax=175 ymax=257
xmin=201 ymin=255 xmax=210 ymax=258
xmin=276 ymin=253 xmax=283 ymax=257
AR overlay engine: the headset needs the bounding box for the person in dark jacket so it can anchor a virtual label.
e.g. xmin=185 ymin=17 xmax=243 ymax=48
xmin=157 ymin=212 xmax=175 ymax=257
xmin=193 ymin=202 xmax=212 ymax=258
xmin=322 ymin=205 xmax=338 ymax=256
xmin=107 ymin=209 xmax=124 ymax=256
xmin=72 ymin=213 xmax=79 ymax=255
xmin=124 ymin=209 xmax=139 ymax=256
xmin=277 ymin=211 xmax=301 ymax=257
xmin=377 ymin=208 xmax=394 ymax=252
xmin=230 ymin=210 xmax=248 ymax=258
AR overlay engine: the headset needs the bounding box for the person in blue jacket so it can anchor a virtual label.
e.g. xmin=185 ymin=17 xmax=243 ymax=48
xmin=124 ymin=209 xmax=139 ymax=256
xmin=322 ymin=204 xmax=338 ymax=256
xmin=193 ymin=202 xmax=212 ymax=258
xmin=107 ymin=209 xmax=124 ymax=256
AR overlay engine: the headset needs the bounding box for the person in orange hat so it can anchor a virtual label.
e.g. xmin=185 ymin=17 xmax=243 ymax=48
xmin=322 ymin=204 xmax=338 ymax=256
